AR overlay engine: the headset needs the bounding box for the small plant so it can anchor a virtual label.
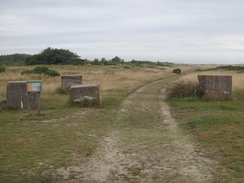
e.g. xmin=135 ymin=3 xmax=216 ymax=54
xmin=167 ymin=81 xmax=200 ymax=99
xmin=172 ymin=68 xmax=181 ymax=74
xmin=21 ymin=66 xmax=60 ymax=76
xmin=0 ymin=66 xmax=6 ymax=73
xmin=54 ymin=87 xmax=68 ymax=95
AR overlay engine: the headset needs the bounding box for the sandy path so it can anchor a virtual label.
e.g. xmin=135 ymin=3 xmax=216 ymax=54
xmin=57 ymin=77 xmax=216 ymax=182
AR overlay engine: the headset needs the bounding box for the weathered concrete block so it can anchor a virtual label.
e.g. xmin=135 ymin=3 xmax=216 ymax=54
xmin=61 ymin=75 xmax=82 ymax=92
xmin=198 ymin=75 xmax=232 ymax=101
xmin=70 ymin=83 xmax=101 ymax=105
xmin=7 ymin=81 xmax=39 ymax=109
xmin=7 ymin=81 xmax=27 ymax=109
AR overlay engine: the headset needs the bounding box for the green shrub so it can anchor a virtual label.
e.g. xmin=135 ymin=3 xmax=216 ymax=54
xmin=172 ymin=68 xmax=181 ymax=74
xmin=167 ymin=81 xmax=200 ymax=99
xmin=0 ymin=66 xmax=6 ymax=73
xmin=54 ymin=87 xmax=68 ymax=95
xmin=196 ymin=65 xmax=244 ymax=72
xmin=21 ymin=66 xmax=60 ymax=76
xmin=233 ymin=89 xmax=244 ymax=101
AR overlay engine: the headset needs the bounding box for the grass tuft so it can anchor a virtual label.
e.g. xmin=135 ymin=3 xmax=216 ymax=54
xmin=166 ymin=81 xmax=200 ymax=99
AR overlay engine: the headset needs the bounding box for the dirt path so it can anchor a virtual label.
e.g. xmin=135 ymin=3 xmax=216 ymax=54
xmin=58 ymin=77 xmax=216 ymax=182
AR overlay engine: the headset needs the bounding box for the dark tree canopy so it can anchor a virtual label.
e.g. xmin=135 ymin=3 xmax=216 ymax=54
xmin=0 ymin=53 xmax=30 ymax=65
xmin=25 ymin=47 xmax=81 ymax=65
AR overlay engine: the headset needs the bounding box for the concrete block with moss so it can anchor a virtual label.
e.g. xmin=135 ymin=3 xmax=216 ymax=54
xmin=70 ymin=83 xmax=101 ymax=105
xmin=7 ymin=81 xmax=39 ymax=109
xmin=198 ymin=75 xmax=232 ymax=101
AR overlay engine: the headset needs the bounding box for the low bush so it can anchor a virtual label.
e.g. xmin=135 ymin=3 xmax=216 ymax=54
xmin=232 ymin=89 xmax=244 ymax=101
xmin=167 ymin=81 xmax=200 ymax=99
xmin=21 ymin=66 xmax=60 ymax=76
xmin=0 ymin=66 xmax=6 ymax=73
xmin=172 ymin=68 xmax=181 ymax=74
xmin=54 ymin=87 xmax=68 ymax=95
xmin=196 ymin=65 xmax=244 ymax=72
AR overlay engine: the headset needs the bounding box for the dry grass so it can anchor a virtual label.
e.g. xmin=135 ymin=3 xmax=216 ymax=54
xmin=176 ymin=70 xmax=244 ymax=91
xmin=0 ymin=65 xmax=191 ymax=99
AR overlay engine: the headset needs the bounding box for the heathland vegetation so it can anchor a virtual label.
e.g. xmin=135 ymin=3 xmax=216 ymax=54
xmin=0 ymin=47 xmax=173 ymax=67
xmin=0 ymin=50 xmax=243 ymax=182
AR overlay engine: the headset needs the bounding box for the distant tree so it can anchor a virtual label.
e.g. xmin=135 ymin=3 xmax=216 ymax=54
xmin=111 ymin=56 xmax=122 ymax=64
xmin=0 ymin=66 xmax=6 ymax=73
xmin=25 ymin=47 xmax=80 ymax=65
xmin=100 ymin=58 xmax=107 ymax=65
xmin=172 ymin=68 xmax=181 ymax=74
xmin=92 ymin=58 xmax=100 ymax=65
xmin=0 ymin=54 xmax=30 ymax=65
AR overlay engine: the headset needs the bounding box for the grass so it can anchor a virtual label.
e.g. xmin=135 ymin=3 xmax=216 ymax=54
xmin=0 ymin=64 xmax=185 ymax=99
xmin=169 ymin=97 xmax=244 ymax=182
xmin=0 ymin=64 xmax=187 ymax=182
xmin=1 ymin=64 xmax=242 ymax=182
xmin=166 ymin=69 xmax=244 ymax=182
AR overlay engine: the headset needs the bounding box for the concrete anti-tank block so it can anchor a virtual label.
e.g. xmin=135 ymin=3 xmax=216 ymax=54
xmin=70 ymin=83 xmax=101 ymax=105
xmin=198 ymin=75 xmax=232 ymax=101
xmin=7 ymin=81 xmax=39 ymax=109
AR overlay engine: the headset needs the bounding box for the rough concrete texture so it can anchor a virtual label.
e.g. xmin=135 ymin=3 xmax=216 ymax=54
xmin=7 ymin=81 xmax=39 ymax=109
xmin=70 ymin=83 xmax=101 ymax=105
xmin=61 ymin=75 xmax=83 ymax=92
xmin=198 ymin=75 xmax=232 ymax=101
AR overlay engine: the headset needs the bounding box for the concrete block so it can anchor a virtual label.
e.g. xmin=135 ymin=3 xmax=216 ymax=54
xmin=61 ymin=75 xmax=82 ymax=92
xmin=7 ymin=81 xmax=39 ymax=109
xmin=198 ymin=75 xmax=232 ymax=101
xmin=70 ymin=83 xmax=101 ymax=105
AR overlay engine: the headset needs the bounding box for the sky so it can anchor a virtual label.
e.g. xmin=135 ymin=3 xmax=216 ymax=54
xmin=0 ymin=0 xmax=244 ymax=64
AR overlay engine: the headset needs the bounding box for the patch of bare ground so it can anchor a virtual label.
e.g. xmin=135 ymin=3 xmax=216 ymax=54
xmin=57 ymin=77 xmax=217 ymax=182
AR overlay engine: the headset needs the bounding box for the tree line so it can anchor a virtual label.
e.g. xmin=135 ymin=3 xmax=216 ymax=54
xmin=0 ymin=53 xmax=30 ymax=65
xmin=0 ymin=47 xmax=171 ymax=66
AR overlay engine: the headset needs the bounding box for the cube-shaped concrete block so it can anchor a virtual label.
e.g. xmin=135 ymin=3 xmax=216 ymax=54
xmin=70 ymin=84 xmax=101 ymax=105
xmin=7 ymin=81 xmax=39 ymax=109
xmin=61 ymin=75 xmax=83 ymax=92
xmin=7 ymin=81 xmax=27 ymax=109
xmin=198 ymin=75 xmax=232 ymax=101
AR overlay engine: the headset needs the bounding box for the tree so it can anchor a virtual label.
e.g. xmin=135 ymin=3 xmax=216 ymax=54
xmin=0 ymin=54 xmax=30 ymax=65
xmin=172 ymin=68 xmax=181 ymax=74
xmin=111 ymin=56 xmax=122 ymax=64
xmin=25 ymin=47 xmax=79 ymax=65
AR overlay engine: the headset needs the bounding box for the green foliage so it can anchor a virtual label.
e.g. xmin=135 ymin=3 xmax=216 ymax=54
xmin=21 ymin=66 xmax=60 ymax=76
xmin=25 ymin=47 xmax=79 ymax=65
xmin=54 ymin=87 xmax=68 ymax=95
xmin=167 ymin=81 xmax=200 ymax=99
xmin=91 ymin=57 xmax=122 ymax=65
xmin=0 ymin=54 xmax=30 ymax=65
xmin=196 ymin=65 xmax=244 ymax=72
xmin=0 ymin=66 xmax=6 ymax=73
xmin=111 ymin=56 xmax=123 ymax=63
xmin=232 ymin=89 xmax=244 ymax=101
xmin=172 ymin=68 xmax=181 ymax=74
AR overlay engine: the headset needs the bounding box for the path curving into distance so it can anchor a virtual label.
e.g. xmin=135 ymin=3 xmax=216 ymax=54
xmin=58 ymin=76 xmax=216 ymax=183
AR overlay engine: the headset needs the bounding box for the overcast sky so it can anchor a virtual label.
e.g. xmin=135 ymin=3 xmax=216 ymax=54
xmin=0 ymin=0 xmax=244 ymax=64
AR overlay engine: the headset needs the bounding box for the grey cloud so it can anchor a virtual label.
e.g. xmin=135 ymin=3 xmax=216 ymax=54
xmin=0 ymin=0 xmax=244 ymax=64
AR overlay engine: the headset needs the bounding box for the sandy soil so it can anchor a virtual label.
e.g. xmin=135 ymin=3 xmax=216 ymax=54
xmin=57 ymin=77 xmax=217 ymax=182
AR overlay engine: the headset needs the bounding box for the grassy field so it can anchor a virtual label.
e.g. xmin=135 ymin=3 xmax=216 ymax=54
xmin=169 ymin=69 xmax=244 ymax=182
xmin=177 ymin=70 xmax=244 ymax=101
xmin=0 ymin=64 xmax=187 ymax=182
xmin=0 ymin=64 xmax=243 ymax=182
